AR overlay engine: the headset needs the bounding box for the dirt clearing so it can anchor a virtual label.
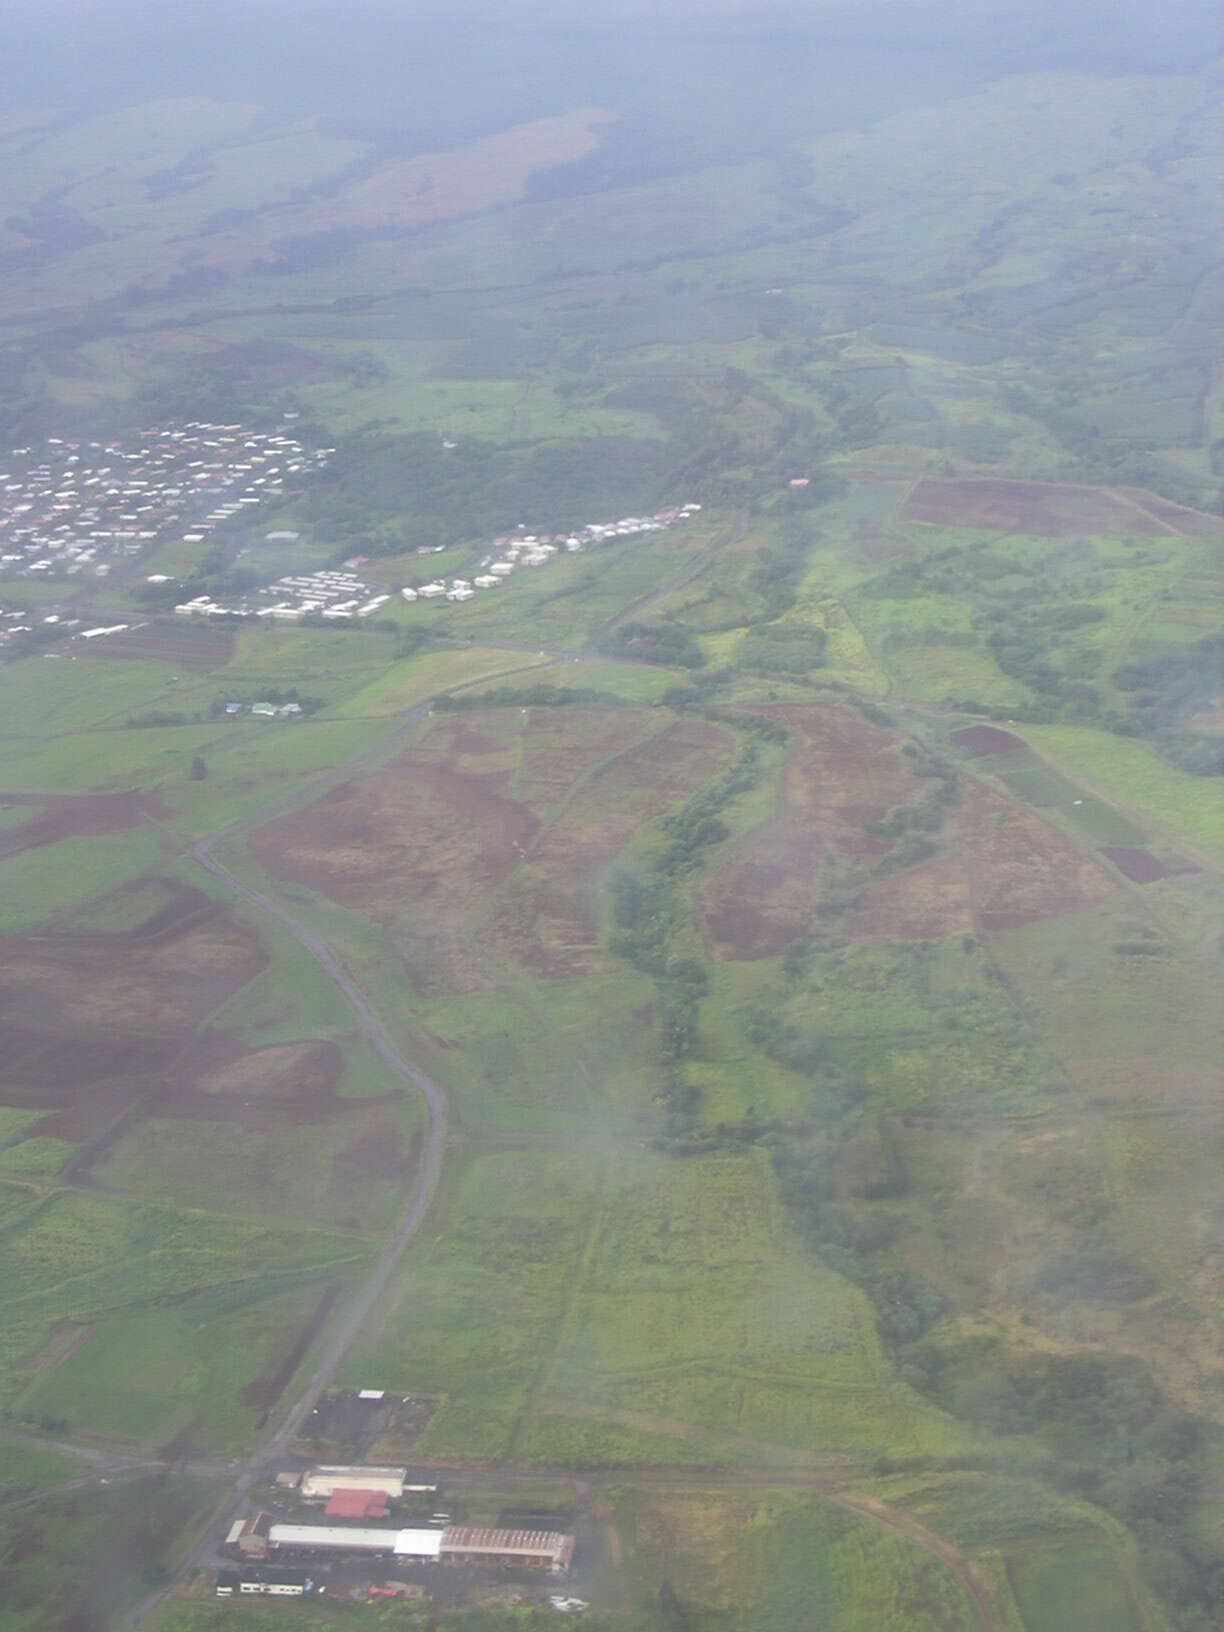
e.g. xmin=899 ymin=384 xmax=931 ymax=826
xmin=950 ymin=725 xmax=1025 ymax=756
xmin=699 ymin=706 xmax=923 ymax=959
xmin=0 ymin=789 xmax=171 ymax=860
xmin=902 ymin=477 xmax=1180 ymax=537
xmin=251 ymin=707 xmax=736 ymax=985
xmin=1097 ymin=846 xmax=1194 ymax=882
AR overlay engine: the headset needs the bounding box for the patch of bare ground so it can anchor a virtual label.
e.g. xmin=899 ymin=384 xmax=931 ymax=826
xmin=850 ymin=782 xmax=1117 ymax=943
xmin=1067 ymin=1058 xmax=1221 ymax=1109
xmin=490 ymin=716 xmax=737 ymax=976
xmin=902 ymin=476 xmax=1178 ymax=536
xmin=0 ymin=879 xmax=266 ymax=1136
xmin=75 ymin=622 xmax=234 ymax=670
xmin=250 ymin=707 xmax=737 ymax=984
xmin=0 ymin=789 xmax=172 ymax=860
xmin=193 ymin=108 xmax=617 ymax=279
xmin=1113 ymin=487 xmax=1224 ymax=538
xmin=699 ymin=705 xmax=924 ymax=960
xmin=950 ymin=725 xmax=1025 ymax=756
xmin=1098 ymin=845 xmax=1194 ymax=882
xmin=951 ymin=782 xmax=1117 ymax=932
xmin=249 ymin=754 xmax=538 ymax=992
xmin=847 ymin=853 xmax=974 ymax=941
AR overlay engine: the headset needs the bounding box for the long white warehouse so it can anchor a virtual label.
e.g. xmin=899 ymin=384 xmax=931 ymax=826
xmin=267 ymin=1524 xmax=441 ymax=1559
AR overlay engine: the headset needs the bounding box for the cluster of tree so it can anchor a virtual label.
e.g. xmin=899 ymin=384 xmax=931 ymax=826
xmin=866 ymin=748 xmax=959 ymax=839
xmin=604 ymin=620 xmax=705 ymax=668
xmin=1113 ymin=633 xmax=1224 ymax=775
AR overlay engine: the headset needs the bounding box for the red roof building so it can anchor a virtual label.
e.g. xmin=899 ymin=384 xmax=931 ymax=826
xmin=325 ymin=1488 xmax=390 ymax=1521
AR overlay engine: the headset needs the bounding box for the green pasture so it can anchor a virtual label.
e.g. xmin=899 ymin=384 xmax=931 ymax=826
xmin=331 ymin=646 xmax=550 ymax=717
xmin=152 ymin=715 xmax=394 ymax=837
xmin=539 ymin=1148 xmax=972 ymax=1464
xmin=0 ymin=1475 xmax=223 ymax=1632
xmin=90 ymin=1098 xmax=419 ymax=1234
xmin=1008 ymin=1547 xmax=1142 ymax=1632
xmin=0 ymin=826 xmax=170 ymax=930
xmin=17 ymin=1278 xmax=363 ymax=1454
xmin=406 ymin=971 xmax=666 ymax=1136
xmin=0 ymin=1137 xmax=79 ymax=1178
xmin=989 ymin=762 xmax=1146 ymax=846
xmin=1021 ymin=725 xmax=1224 ymax=861
xmin=0 ymin=1432 xmax=85 ymax=1501
xmin=341 ymin=1144 xmax=604 ymax=1460
xmin=615 ymin=1484 xmax=982 ymax=1632
xmin=344 ymin=1141 xmax=969 ymax=1468
xmin=2 ymin=1187 xmax=368 ymax=1448
xmin=0 ymin=720 xmax=227 ymax=796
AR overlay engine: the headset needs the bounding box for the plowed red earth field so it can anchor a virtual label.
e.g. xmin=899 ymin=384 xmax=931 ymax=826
xmin=0 ymin=878 xmax=400 ymax=1166
xmin=699 ymin=707 xmax=1117 ymax=957
xmin=849 ymin=783 xmax=1117 ymax=940
xmin=249 ymin=707 xmax=737 ymax=986
xmin=0 ymin=789 xmax=171 ymax=859
xmin=698 ymin=706 xmax=924 ymax=959
xmin=902 ymin=477 xmax=1180 ymax=536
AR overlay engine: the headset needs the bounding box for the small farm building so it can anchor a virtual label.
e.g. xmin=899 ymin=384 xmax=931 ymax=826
xmin=325 ymin=1488 xmax=390 ymax=1521
xmin=300 ymin=1465 xmax=407 ymax=1500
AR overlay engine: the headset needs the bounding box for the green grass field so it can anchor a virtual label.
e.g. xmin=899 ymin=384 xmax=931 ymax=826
xmin=0 ymin=1476 xmax=224 ymax=1632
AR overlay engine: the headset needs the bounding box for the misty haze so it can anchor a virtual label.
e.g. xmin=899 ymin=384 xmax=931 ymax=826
xmin=0 ymin=4 xmax=1221 ymax=1631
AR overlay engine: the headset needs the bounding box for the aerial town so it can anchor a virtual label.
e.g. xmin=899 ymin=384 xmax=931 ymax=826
xmin=0 ymin=420 xmax=331 ymax=583
xmin=0 ymin=422 xmax=703 ymax=639
xmin=174 ymin=505 xmax=703 ymax=622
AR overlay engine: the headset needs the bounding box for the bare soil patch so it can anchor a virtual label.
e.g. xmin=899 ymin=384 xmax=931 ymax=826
xmin=75 ymin=621 xmax=234 ymax=671
xmin=848 ymin=854 xmax=974 ymax=942
xmin=699 ymin=706 xmax=923 ymax=960
xmin=848 ymin=784 xmax=1118 ymax=941
xmin=1098 ymin=846 xmax=1192 ymax=883
xmin=195 ymin=108 xmax=616 ymax=280
xmin=950 ymin=782 xmax=1117 ymax=933
xmin=902 ymin=477 xmax=1176 ymax=537
xmin=950 ymin=725 xmax=1025 ymax=757
xmin=0 ymin=788 xmax=171 ymax=860
xmin=250 ymin=751 xmax=537 ymax=992
xmin=186 ymin=1034 xmax=344 ymax=1106
xmin=251 ymin=707 xmax=736 ymax=984
xmin=491 ymin=716 xmax=736 ymax=976
xmin=18 ymin=1321 xmax=96 ymax=1375
xmin=0 ymin=880 xmax=267 ymax=1135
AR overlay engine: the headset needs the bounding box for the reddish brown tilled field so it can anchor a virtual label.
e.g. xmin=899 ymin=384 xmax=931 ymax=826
xmin=0 ymin=789 xmax=172 ymax=859
xmin=902 ymin=476 xmax=1173 ymax=536
xmin=847 ymin=853 xmax=975 ymax=942
xmin=950 ymin=725 xmax=1025 ymax=756
xmin=0 ymin=879 xmax=269 ymax=1135
xmin=699 ymin=705 xmax=923 ymax=960
xmin=75 ymin=623 xmax=235 ymax=670
xmin=951 ymin=783 xmax=1117 ymax=932
xmin=251 ymin=708 xmax=738 ymax=984
xmin=489 ymin=716 xmax=737 ymax=976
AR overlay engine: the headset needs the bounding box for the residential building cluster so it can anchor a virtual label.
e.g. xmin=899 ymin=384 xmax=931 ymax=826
xmin=401 ymin=505 xmax=702 ymax=605
xmin=0 ymin=422 xmax=330 ymax=581
xmin=176 ymin=569 xmax=390 ymax=623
